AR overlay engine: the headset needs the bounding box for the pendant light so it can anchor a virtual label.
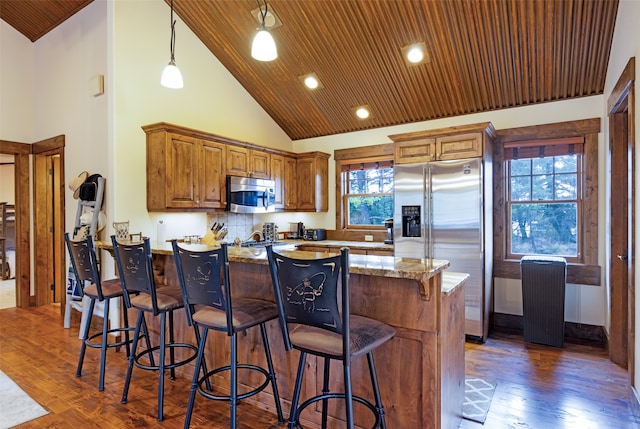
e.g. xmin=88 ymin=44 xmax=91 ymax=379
xmin=161 ymin=0 xmax=184 ymax=88
xmin=251 ymin=0 xmax=277 ymax=61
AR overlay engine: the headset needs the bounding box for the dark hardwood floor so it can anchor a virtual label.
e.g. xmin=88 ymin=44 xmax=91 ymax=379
xmin=1 ymin=304 xmax=639 ymax=428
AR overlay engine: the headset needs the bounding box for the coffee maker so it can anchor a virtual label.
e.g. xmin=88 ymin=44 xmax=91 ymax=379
xmin=384 ymin=218 xmax=394 ymax=244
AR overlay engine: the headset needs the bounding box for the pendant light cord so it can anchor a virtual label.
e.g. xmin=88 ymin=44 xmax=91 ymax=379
xmin=256 ymin=0 xmax=268 ymax=30
xmin=169 ymin=0 xmax=176 ymax=62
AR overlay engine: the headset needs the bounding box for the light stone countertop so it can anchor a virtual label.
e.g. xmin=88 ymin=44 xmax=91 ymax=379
xmin=95 ymin=240 xmax=450 ymax=286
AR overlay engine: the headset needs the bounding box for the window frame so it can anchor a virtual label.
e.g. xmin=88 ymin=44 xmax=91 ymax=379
xmin=334 ymin=143 xmax=395 ymax=232
xmin=493 ymin=118 xmax=601 ymax=286
xmin=342 ymin=161 xmax=394 ymax=230
xmin=505 ymin=152 xmax=584 ymax=263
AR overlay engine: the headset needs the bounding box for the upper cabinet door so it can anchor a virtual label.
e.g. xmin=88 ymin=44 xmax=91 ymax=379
xmin=200 ymin=140 xmax=226 ymax=209
xmin=297 ymin=153 xmax=329 ymax=212
xmin=166 ymin=133 xmax=199 ymax=208
xmin=226 ymin=146 xmax=250 ymax=177
xmin=250 ymin=150 xmax=270 ymax=178
xmin=284 ymin=156 xmax=298 ymax=209
xmin=437 ymin=132 xmax=482 ymax=160
xmin=271 ymin=154 xmax=285 ymax=209
xmin=394 ymin=138 xmax=436 ymax=164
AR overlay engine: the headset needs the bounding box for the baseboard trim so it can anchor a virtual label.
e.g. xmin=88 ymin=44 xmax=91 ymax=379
xmin=492 ymin=312 xmax=607 ymax=347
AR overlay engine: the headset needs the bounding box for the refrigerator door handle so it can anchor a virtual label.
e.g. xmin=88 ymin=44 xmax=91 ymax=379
xmin=425 ymin=164 xmax=433 ymax=260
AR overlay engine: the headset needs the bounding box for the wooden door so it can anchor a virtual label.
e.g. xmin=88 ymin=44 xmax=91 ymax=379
xmin=607 ymin=58 xmax=635 ymax=389
xmin=32 ymin=136 xmax=65 ymax=309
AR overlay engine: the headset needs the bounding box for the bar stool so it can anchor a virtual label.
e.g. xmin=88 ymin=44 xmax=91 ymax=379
xmin=111 ymin=235 xmax=199 ymax=421
xmin=172 ymin=240 xmax=284 ymax=429
xmin=266 ymin=245 xmax=396 ymax=429
xmin=65 ymin=233 xmax=137 ymax=392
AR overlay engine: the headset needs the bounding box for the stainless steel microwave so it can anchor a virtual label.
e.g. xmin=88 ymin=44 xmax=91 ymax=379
xmin=226 ymin=176 xmax=276 ymax=214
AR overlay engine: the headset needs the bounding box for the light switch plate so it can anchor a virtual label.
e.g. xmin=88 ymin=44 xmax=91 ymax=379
xmin=364 ymin=235 xmax=373 ymax=242
xmin=89 ymin=74 xmax=104 ymax=97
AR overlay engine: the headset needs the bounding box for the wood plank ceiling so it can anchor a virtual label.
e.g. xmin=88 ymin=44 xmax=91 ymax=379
xmin=1 ymin=0 xmax=619 ymax=141
xmin=0 ymin=0 xmax=93 ymax=42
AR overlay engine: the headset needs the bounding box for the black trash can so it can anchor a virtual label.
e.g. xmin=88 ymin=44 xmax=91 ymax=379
xmin=520 ymin=256 xmax=567 ymax=347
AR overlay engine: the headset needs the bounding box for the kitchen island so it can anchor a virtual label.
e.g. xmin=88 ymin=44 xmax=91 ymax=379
xmin=96 ymin=240 xmax=466 ymax=429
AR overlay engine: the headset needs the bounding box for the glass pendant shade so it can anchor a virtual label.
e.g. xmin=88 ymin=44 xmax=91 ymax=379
xmin=161 ymin=0 xmax=183 ymax=89
xmin=161 ymin=61 xmax=184 ymax=89
xmin=252 ymin=29 xmax=277 ymax=61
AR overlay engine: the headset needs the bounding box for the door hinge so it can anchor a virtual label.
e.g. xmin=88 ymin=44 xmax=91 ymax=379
xmin=50 ymin=284 xmax=55 ymax=291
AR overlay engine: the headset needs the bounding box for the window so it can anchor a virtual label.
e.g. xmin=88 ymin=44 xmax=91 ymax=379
xmin=341 ymin=159 xmax=394 ymax=229
xmin=504 ymin=137 xmax=584 ymax=262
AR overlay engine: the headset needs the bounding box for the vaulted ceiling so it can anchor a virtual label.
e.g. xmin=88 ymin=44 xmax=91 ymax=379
xmin=1 ymin=0 xmax=619 ymax=141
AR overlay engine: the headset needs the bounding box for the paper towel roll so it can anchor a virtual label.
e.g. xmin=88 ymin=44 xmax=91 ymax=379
xmin=157 ymin=220 xmax=166 ymax=243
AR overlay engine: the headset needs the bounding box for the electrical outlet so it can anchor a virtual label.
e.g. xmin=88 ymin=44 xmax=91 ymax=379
xmin=364 ymin=235 xmax=374 ymax=242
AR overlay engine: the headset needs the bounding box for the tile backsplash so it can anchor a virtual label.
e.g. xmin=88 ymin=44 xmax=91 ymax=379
xmin=206 ymin=213 xmax=255 ymax=243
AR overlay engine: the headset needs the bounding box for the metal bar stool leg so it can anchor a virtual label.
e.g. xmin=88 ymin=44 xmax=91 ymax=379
xmin=260 ymin=323 xmax=284 ymax=423
xmin=140 ymin=315 xmax=155 ymax=367
xmin=76 ymin=298 xmax=96 ymax=378
xmin=288 ymin=351 xmax=307 ymax=429
xmin=321 ymin=358 xmax=330 ymax=429
xmin=344 ymin=363 xmax=354 ymax=429
xmin=157 ymin=312 xmax=167 ymax=421
xmin=168 ymin=310 xmax=176 ymax=381
xmin=193 ymin=324 xmax=212 ymax=392
xmin=367 ymin=352 xmax=387 ymax=429
xmin=230 ymin=333 xmax=238 ymax=429
xmin=184 ymin=328 xmax=208 ymax=429
xmin=122 ymin=311 xmax=144 ymax=405
xmin=121 ymin=296 xmax=131 ymax=357
xmin=98 ymin=299 xmax=110 ymax=391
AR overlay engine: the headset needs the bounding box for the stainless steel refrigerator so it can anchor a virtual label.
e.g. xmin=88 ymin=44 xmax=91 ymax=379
xmin=393 ymin=158 xmax=492 ymax=342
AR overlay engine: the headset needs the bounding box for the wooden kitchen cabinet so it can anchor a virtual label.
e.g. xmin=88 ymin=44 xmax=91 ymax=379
xmin=271 ymin=153 xmax=299 ymax=210
xmin=226 ymin=146 xmax=270 ymax=178
xmin=271 ymin=154 xmax=285 ymax=209
xmin=199 ymin=140 xmax=226 ymax=208
xmin=144 ymin=122 xmax=329 ymax=212
xmin=391 ymin=122 xmax=495 ymax=164
xmin=437 ymin=132 xmax=482 ymax=160
xmin=296 ymin=152 xmax=329 ymax=212
xmin=145 ymin=127 xmax=226 ymax=211
xmin=394 ymin=137 xmax=436 ymax=164
xmin=284 ymin=156 xmax=298 ymax=209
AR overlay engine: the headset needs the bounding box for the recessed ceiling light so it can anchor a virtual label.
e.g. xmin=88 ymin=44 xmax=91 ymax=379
xmin=401 ymin=42 xmax=430 ymax=66
xmin=354 ymin=105 xmax=371 ymax=119
xmin=299 ymin=73 xmax=323 ymax=90
xmin=251 ymin=5 xmax=282 ymax=29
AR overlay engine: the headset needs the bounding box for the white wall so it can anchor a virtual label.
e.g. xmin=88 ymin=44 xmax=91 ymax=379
xmin=31 ymin=0 xmax=109 ymax=236
xmin=603 ymin=0 xmax=640 ymax=393
xmin=0 ymin=20 xmax=34 ymax=141
xmin=110 ymin=0 xmax=292 ymax=248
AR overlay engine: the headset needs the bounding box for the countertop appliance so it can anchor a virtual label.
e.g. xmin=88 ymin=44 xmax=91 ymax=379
xmin=303 ymin=228 xmax=326 ymax=241
xmin=226 ymin=176 xmax=276 ymax=214
xmin=393 ymin=158 xmax=492 ymax=342
xmin=384 ymin=218 xmax=394 ymax=244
